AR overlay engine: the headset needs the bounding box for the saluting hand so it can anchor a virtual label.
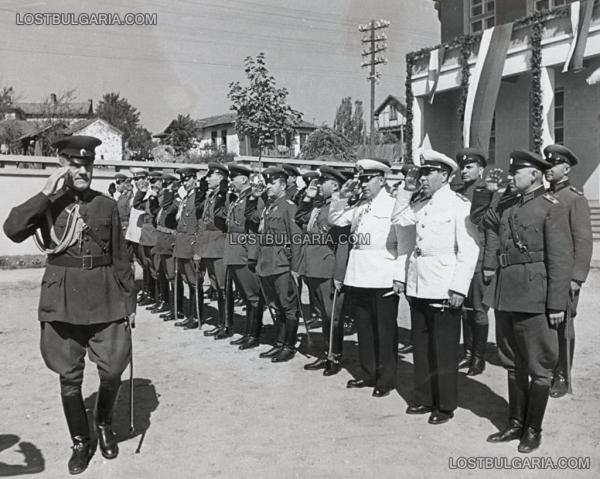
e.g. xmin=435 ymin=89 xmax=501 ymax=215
xmin=42 ymin=166 xmax=70 ymax=196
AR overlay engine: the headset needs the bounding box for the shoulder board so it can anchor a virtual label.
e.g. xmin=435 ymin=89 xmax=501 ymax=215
xmin=101 ymin=192 xmax=114 ymax=200
xmin=286 ymin=200 xmax=295 ymax=205
xmin=569 ymin=186 xmax=584 ymax=196
xmin=455 ymin=192 xmax=469 ymax=202
xmin=543 ymin=193 xmax=560 ymax=204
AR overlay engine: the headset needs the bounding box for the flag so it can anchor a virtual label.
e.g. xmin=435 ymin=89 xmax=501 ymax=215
xmin=426 ymin=46 xmax=446 ymax=104
xmin=563 ymin=0 xmax=594 ymax=72
xmin=463 ymin=23 xmax=513 ymax=151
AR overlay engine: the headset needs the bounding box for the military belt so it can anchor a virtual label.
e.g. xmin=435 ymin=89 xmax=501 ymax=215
xmin=47 ymin=254 xmax=112 ymax=270
xmin=157 ymin=225 xmax=176 ymax=235
xmin=414 ymin=247 xmax=457 ymax=257
xmin=497 ymin=251 xmax=544 ymax=268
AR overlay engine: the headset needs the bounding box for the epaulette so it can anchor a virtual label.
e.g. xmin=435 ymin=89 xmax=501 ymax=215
xmin=543 ymin=193 xmax=560 ymax=204
xmin=286 ymin=200 xmax=295 ymax=205
xmin=455 ymin=192 xmax=469 ymax=202
xmin=101 ymin=192 xmax=115 ymax=200
xmin=569 ymin=186 xmax=584 ymax=196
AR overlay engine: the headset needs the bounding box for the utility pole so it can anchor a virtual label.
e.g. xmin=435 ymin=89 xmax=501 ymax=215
xmin=359 ymin=19 xmax=390 ymax=157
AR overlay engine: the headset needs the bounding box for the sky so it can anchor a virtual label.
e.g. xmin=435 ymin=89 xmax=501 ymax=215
xmin=0 ymin=0 xmax=439 ymax=133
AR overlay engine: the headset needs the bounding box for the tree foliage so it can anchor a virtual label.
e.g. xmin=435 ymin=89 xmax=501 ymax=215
xmin=333 ymin=97 xmax=365 ymax=146
xmin=96 ymin=92 xmax=143 ymax=141
xmin=300 ymin=126 xmax=356 ymax=162
xmin=228 ymin=52 xmax=302 ymax=160
xmin=161 ymin=113 xmax=200 ymax=156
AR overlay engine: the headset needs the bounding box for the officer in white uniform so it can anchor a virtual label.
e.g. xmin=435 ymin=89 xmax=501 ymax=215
xmin=329 ymin=159 xmax=406 ymax=398
xmin=392 ymin=150 xmax=480 ymax=424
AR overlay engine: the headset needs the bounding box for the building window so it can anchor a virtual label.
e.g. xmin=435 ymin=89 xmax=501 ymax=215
xmin=488 ymin=114 xmax=496 ymax=164
xmin=469 ymin=0 xmax=495 ymax=33
xmin=554 ymin=87 xmax=565 ymax=145
xmin=211 ymin=130 xmax=218 ymax=145
xmin=534 ymin=0 xmax=567 ymax=12
xmin=389 ymin=106 xmax=398 ymax=121
xmin=221 ymin=129 xmax=227 ymax=149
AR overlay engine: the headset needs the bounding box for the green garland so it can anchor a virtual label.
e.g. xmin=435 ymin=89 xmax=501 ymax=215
xmin=529 ymin=18 xmax=544 ymax=154
xmin=457 ymin=35 xmax=477 ymax=124
xmin=405 ymin=53 xmax=415 ymax=163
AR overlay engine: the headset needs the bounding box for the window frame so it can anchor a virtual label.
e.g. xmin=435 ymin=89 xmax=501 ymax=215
xmin=554 ymin=87 xmax=565 ymax=145
xmin=466 ymin=0 xmax=496 ymax=34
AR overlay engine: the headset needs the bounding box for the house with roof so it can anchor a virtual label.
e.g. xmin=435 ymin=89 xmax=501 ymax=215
xmin=156 ymin=113 xmax=318 ymax=158
xmin=1 ymin=93 xmax=94 ymax=124
xmin=374 ymin=94 xmax=407 ymax=143
xmin=62 ymin=118 xmax=123 ymax=161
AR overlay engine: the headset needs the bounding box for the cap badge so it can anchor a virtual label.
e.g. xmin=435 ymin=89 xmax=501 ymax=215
xmin=80 ymin=149 xmax=87 ymax=156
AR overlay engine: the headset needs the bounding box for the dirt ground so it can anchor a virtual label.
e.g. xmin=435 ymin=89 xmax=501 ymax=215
xmin=0 ymin=268 xmax=599 ymax=479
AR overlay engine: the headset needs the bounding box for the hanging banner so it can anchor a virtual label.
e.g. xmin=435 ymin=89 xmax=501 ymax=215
xmin=426 ymin=46 xmax=446 ymax=104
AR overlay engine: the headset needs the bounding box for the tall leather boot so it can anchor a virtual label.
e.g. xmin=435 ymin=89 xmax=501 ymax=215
xmin=467 ymin=324 xmax=488 ymax=376
xmin=488 ymin=374 xmax=527 ymax=443
xmin=550 ymin=326 xmax=571 ymax=398
xmin=272 ymin=319 xmax=298 ymax=363
xmin=259 ymin=318 xmax=286 ymax=358
xmin=240 ymin=301 xmax=263 ymax=350
xmin=215 ymin=294 xmax=232 ymax=339
xmin=139 ymin=270 xmax=154 ymax=306
xmin=458 ymin=314 xmax=473 ymax=369
xmin=147 ymin=277 xmax=161 ymax=311
xmin=161 ymin=283 xmax=176 ymax=321
xmin=518 ymin=383 xmax=550 ymax=453
xmin=94 ymin=385 xmax=121 ymax=459
xmin=183 ymin=286 xmax=199 ymax=329
xmin=231 ymin=302 xmax=252 ymax=345
xmin=61 ymin=394 xmax=91 ymax=475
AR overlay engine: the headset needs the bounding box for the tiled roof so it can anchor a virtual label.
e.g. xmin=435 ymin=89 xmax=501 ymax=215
xmin=12 ymin=100 xmax=92 ymax=117
xmin=374 ymin=95 xmax=406 ymax=117
xmin=62 ymin=117 xmax=123 ymax=135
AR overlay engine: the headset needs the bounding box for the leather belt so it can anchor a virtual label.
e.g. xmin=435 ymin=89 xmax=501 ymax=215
xmin=498 ymin=251 xmax=544 ymax=268
xmin=157 ymin=225 xmax=176 ymax=235
xmin=47 ymin=254 xmax=112 ymax=270
xmin=414 ymin=247 xmax=456 ymax=257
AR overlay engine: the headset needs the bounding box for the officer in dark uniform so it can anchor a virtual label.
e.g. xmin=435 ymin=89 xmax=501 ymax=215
xmin=151 ymin=172 xmax=182 ymax=316
xmin=3 ymin=136 xmax=136 ymax=475
xmin=128 ymin=168 xmax=151 ymax=302
xmin=484 ymin=149 xmax=573 ymax=453
xmin=114 ymin=172 xmax=133 ymax=233
xmin=139 ymin=171 xmax=162 ymax=311
xmin=543 ymin=144 xmax=593 ymax=398
xmin=198 ymin=163 xmax=230 ymax=338
xmin=224 ymin=163 xmax=265 ymax=349
xmin=173 ymin=167 xmax=206 ymax=329
xmin=282 ymin=163 xmax=301 ymax=204
xmin=295 ymin=166 xmax=347 ymax=375
xmin=254 ymin=166 xmax=303 ymax=362
xmin=453 ymin=148 xmax=490 ymax=376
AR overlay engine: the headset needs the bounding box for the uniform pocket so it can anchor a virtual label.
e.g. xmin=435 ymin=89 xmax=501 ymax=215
xmin=39 ymin=268 xmax=65 ymax=313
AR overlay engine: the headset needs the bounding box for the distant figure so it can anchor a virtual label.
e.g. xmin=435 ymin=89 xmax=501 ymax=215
xmin=108 ymin=182 xmax=116 ymax=197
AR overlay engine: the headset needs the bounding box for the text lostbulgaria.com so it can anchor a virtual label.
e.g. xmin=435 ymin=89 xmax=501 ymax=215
xmin=15 ymin=12 xmax=158 ymax=27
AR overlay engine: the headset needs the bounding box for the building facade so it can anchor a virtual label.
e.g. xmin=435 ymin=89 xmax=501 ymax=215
xmin=410 ymin=0 xmax=600 ymax=206
xmin=63 ymin=118 xmax=123 ymax=161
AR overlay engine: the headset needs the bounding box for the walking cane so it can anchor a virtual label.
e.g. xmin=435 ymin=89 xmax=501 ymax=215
xmin=173 ymin=260 xmax=179 ymax=321
xmin=290 ymin=274 xmax=312 ymax=347
xmin=564 ymin=304 xmax=573 ymax=394
xmin=327 ymin=287 xmax=338 ymax=362
xmin=195 ymin=264 xmax=202 ymax=328
xmin=256 ymin=275 xmax=277 ymax=323
xmin=128 ymin=315 xmax=135 ymax=434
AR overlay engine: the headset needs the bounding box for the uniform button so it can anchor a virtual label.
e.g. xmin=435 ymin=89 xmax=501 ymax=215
xmin=85 ymin=249 xmax=91 ymax=254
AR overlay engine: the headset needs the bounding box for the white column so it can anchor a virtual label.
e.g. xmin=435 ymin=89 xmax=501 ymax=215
xmin=540 ymin=66 xmax=556 ymax=149
xmin=411 ymin=96 xmax=425 ymax=164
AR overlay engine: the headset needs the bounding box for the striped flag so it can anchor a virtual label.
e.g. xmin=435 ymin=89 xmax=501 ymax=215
xmin=563 ymin=0 xmax=594 ymax=72
xmin=462 ymin=23 xmax=513 ymax=151
xmin=426 ymin=46 xmax=446 ymax=104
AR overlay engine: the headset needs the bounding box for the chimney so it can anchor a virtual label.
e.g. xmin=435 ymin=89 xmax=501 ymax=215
xmin=88 ymin=99 xmax=93 ymax=115
xmin=50 ymin=93 xmax=57 ymax=104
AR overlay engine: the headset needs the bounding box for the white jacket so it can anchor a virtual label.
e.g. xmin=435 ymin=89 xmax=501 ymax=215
xmin=391 ymin=184 xmax=480 ymax=299
xmin=329 ymin=189 xmax=414 ymax=288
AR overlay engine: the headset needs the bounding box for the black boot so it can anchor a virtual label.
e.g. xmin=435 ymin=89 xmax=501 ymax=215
xmin=94 ymin=385 xmax=120 ymax=459
xmin=518 ymin=382 xmax=549 ymax=453
xmin=550 ymin=329 xmax=572 ymax=398
xmin=61 ymin=394 xmax=91 ymax=475
xmin=259 ymin=320 xmax=286 ymax=358
xmin=272 ymin=319 xmax=298 ymax=363
xmin=214 ymin=295 xmax=232 ymax=339
xmin=183 ymin=287 xmax=199 ymax=330
xmin=323 ymin=357 xmax=342 ymax=376
xmin=240 ymin=303 xmax=262 ymax=349
xmin=304 ymin=356 xmax=328 ymax=370
xmin=467 ymin=324 xmax=488 ymax=376
xmin=458 ymin=315 xmax=473 ymax=369
xmin=145 ymin=278 xmax=162 ymax=310
xmin=231 ymin=303 xmax=253 ymax=345
xmin=488 ymin=374 xmax=527 ymax=443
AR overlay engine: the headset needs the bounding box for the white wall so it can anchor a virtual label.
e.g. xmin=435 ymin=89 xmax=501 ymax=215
xmin=76 ymin=121 xmax=123 ymax=161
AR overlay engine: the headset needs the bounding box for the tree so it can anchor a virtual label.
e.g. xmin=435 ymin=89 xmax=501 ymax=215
xmin=228 ymin=52 xmax=302 ymax=164
xmin=351 ymin=100 xmax=365 ymax=145
xmin=0 ymin=86 xmax=16 ymax=113
xmin=125 ymin=127 xmax=153 ymax=160
xmin=333 ymin=97 xmax=353 ymax=139
xmin=161 ymin=114 xmax=200 ymax=156
xmin=300 ymin=126 xmax=356 ymax=162
xmin=96 ymin=92 xmax=143 ymax=142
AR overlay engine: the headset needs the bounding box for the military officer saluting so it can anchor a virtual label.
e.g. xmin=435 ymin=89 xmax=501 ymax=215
xmin=282 ymin=164 xmax=302 ymax=204
xmin=295 ymin=166 xmax=348 ymax=376
xmin=254 ymin=166 xmax=304 ymax=363
xmin=3 ymin=136 xmax=136 ymax=475
xmin=392 ymin=150 xmax=480 ymax=424
xmin=543 ymin=144 xmax=593 ymax=398
xmin=484 ymin=149 xmax=573 ymax=453
xmin=453 ymin=148 xmax=490 ymax=376
xmin=329 ymin=159 xmax=404 ymax=397
xmin=224 ymin=163 xmax=265 ymax=349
